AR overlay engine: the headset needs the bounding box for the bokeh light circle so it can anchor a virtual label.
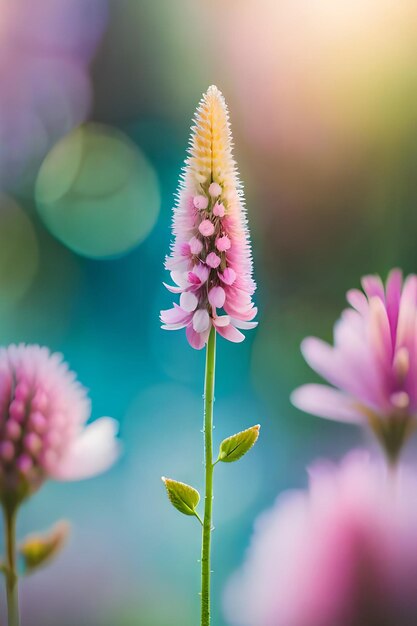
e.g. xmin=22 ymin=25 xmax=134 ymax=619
xmin=35 ymin=123 xmax=161 ymax=258
xmin=0 ymin=195 xmax=39 ymax=311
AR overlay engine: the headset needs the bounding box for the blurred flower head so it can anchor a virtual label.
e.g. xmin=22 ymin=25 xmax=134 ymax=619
xmin=0 ymin=0 xmax=108 ymax=190
xmin=292 ymin=269 xmax=417 ymax=462
xmin=225 ymin=451 xmax=417 ymax=626
xmin=161 ymin=85 xmax=257 ymax=349
xmin=0 ymin=344 xmax=120 ymax=502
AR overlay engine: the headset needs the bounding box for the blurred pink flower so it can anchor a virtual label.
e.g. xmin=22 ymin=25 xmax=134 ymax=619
xmin=161 ymin=86 xmax=257 ymax=349
xmin=0 ymin=344 xmax=120 ymax=501
xmin=225 ymin=451 xmax=417 ymax=626
xmin=291 ymin=269 xmax=417 ymax=460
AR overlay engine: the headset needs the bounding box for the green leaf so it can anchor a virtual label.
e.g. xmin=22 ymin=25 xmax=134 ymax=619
xmin=162 ymin=477 xmax=200 ymax=516
xmin=19 ymin=521 xmax=70 ymax=575
xmin=218 ymin=425 xmax=260 ymax=463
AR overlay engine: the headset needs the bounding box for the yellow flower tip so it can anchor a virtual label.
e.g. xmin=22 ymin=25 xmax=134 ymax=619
xmin=187 ymin=84 xmax=236 ymax=195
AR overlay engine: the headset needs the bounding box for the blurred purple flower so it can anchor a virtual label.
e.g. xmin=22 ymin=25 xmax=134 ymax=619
xmin=0 ymin=0 xmax=108 ymax=190
xmin=225 ymin=451 xmax=417 ymax=626
xmin=292 ymin=269 xmax=417 ymax=461
xmin=0 ymin=344 xmax=119 ymax=501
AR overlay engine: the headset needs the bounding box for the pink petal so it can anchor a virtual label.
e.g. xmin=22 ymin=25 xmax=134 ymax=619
xmin=199 ymin=219 xmax=215 ymax=236
xmin=189 ymin=236 xmax=203 ymax=255
xmin=193 ymin=309 xmax=210 ymax=333
xmin=224 ymin=303 xmax=258 ymax=321
xmin=53 ymin=418 xmax=120 ymax=481
xmin=213 ymin=202 xmax=225 ymax=217
xmin=186 ymin=325 xmax=210 ymax=350
xmin=216 ymin=235 xmax=231 ymax=252
xmin=346 ymin=289 xmax=368 ymax=316
xmin=213 ymin=315 xmax=230 ymax=327
xmin=291 ymin=384 xmax=363 ymax=423
xmin=194 ymin=195 xmax=209 ymax=210
xmin=206 ymin=252 xmax=221 ymax=268
xmin=219 ymin=267 xmax=236 ymax=285
xmin=171 ymin=271 xmax=189 ymax=288
xmin=385 ymin=268 xmax=402 ymax=341
xmin=368 ymin=296 xmax=393 ymax=369
xmin=189 ymin=263 xmax=209 ymax=285
xmin=180 ymin=242 xmax=191 ymax=256
xmin=216 ymin=323 xmax=245 ymax=343
xmin=229 ymin=317 xmax=258 ymax=330
xmin=180 ymin=291 xmax=199 ymax=312
xmin=396 ymin=274 xmax=417 ymax=349
xmin=209 ymin=182 xmax=222 ymax=197
xmin=163 ymin=282 xmax=183 ymax=294
xmin=361 ymin=275 xmax=385 ymax=301
xmin=208 ymin=286 xmax=226 ymax=308
xmin=160 ymin=305 xmax=192 ymax=327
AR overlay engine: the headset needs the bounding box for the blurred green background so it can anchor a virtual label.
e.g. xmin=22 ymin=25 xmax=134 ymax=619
xmin=1 ymin=0 xmax=417 ymax=624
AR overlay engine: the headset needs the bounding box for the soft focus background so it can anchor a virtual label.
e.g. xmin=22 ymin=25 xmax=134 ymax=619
xmin=1 ymin=1 xmax=417 ymax=624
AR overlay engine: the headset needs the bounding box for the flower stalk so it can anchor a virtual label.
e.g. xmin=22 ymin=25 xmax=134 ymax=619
xmin=160 ymin=86 xmax=260 ymax=626
xmin=201 ymin=327 xmax=216 ymax=626
xmin=3 ymin=501 xmax=19 ymax=626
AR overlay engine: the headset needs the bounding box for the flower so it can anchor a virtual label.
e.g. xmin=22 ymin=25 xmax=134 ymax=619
xmin=0 ymin=344 xmax=120 ymax=501
xmin=160 ymin=85 xmax=257 ymax=350
xmin=225 ymin=451 xmax=417 ymax=626
xmin=291 ymin=270 xmax=417 ymax=461
xmin=0 ymin=0 xmax=108 ymax=190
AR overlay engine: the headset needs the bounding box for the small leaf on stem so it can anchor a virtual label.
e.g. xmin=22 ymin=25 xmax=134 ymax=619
xmin=19 ymin=520 xmax=70 ymax=575
xmin=162 ymin=477 xmax=200 ymax=516
xmin=218 ymin=425 xmax=260 ymax=463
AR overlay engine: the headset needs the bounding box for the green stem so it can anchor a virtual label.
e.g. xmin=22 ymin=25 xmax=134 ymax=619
xmin=3 ymin=502 xmax=19 ymax=626
xmin=201 ymin=327 xmax=216 ymax=626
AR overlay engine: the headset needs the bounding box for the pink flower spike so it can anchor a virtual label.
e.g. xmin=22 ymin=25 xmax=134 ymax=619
xmin=208 ymin=286 xmax=226 ymax=308
xmin=0 ymin=344 xmax=120 ymax=499
xmin=189 ymin=236 xmax=203 ymax=255
xmin=209 ymin=182 xmax=222 ymax=197
xmin=216 ymin=236 xmax=231 ymax=252
xmin=199 ymin=219 xmax=215 ymax=237
xmin=213 ymin=202 xmax=225 ymax=217
xmin=206 ymin=252 xmax=221 ymax=269
xmin=193 ymin=195 xmax=209 ymax=210
xmin=292 ymin=270 xmax=417 ymax=462
xmin=161 ymin=86 xmax=257 ymax=348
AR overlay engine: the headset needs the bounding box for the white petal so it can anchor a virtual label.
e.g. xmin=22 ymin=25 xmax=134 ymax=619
xmin=53 ymin=418 xmax=121 ymax=481
xmin=291 ymin=384 xmax=363 ymax=424
xmin=171 ymin=271 xmax=189 ymax=288
xmin=193 ymin=309 xmax=210 ymax=333
xmin=180 ymin=291 xmax=199 ymax=312
xmin=229 ymin=317 xmax=258 ymax=330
